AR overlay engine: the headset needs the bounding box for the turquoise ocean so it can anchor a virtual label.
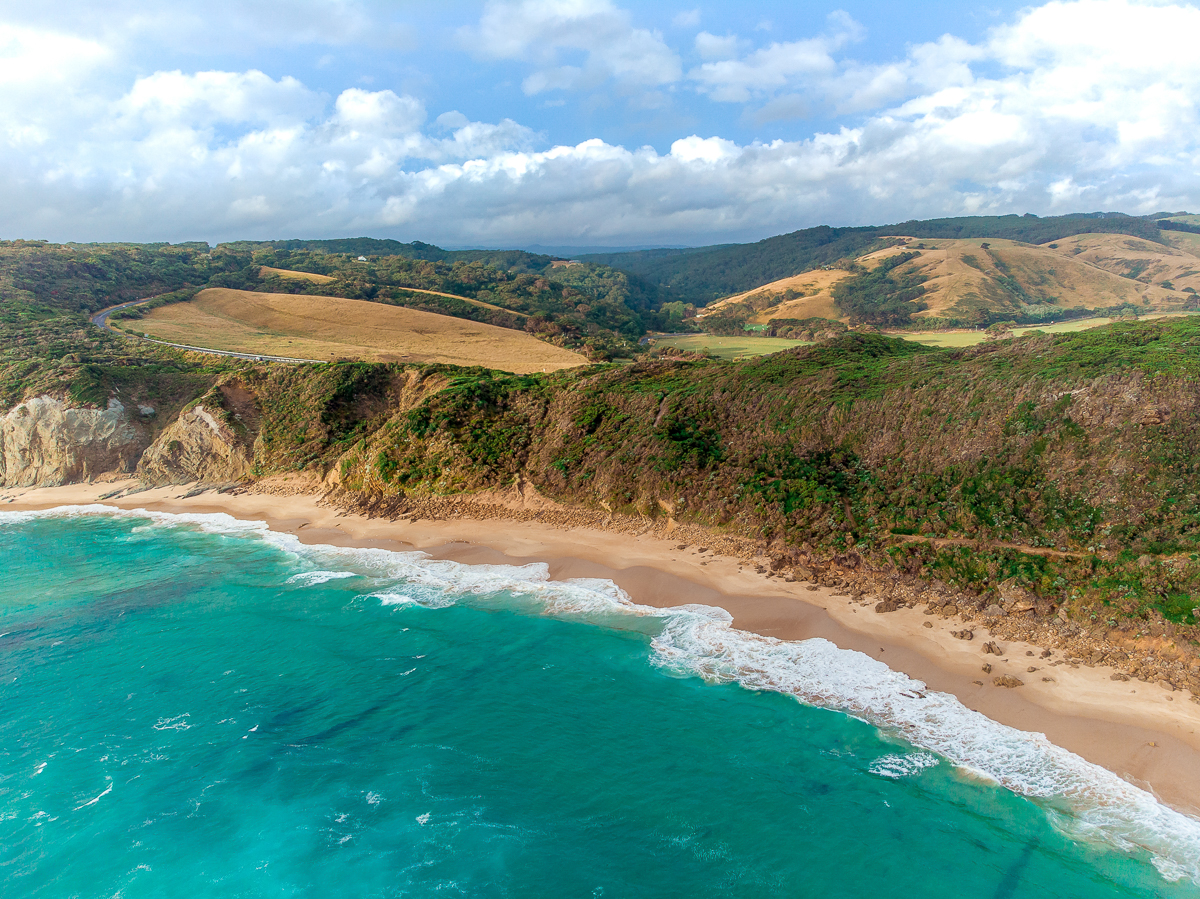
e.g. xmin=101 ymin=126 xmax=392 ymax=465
xmin=2 ymin=507 xmax=1200 ymax=898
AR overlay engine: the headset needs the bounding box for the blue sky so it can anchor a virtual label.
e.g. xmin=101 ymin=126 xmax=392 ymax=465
xmin=2 ymin=0 xmax=1197 ymax=247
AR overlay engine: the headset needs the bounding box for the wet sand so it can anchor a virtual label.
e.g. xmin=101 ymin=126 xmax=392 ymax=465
xmin=4 ymin=479 xmax=1199 ymax=817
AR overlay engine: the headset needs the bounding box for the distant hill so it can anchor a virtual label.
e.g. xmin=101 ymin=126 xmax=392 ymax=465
xmin=580 ymin=213 xmax=1166 ymax=305
xmin=702 ymin=234 xmax=1199 ymax=329
xmin=514 ymin=244 xmax=691 ymax=257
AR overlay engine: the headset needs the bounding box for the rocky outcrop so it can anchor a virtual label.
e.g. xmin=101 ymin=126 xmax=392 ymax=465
xmin=137 ymin=403 xmax=253 ymax=486
xmin=0 ymin=396 xmax=148 ymax=487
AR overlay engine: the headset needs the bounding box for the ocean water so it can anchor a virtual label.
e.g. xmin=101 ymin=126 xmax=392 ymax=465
xmin=2 ymin=509 xmax=1199 ymax=898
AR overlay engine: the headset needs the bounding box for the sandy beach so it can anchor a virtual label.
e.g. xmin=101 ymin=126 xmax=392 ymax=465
xmin=4 ymin=478 xmax=1200 ymax=817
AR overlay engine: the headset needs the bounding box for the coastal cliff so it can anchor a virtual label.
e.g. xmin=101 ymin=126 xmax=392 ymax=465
xmin=0 ymin=396 xmax=149 ymax=487
xmin=137 ymin=402 xmax=254 ymax=486
xmin=5 ymin=320 xmax=1200 ymax=684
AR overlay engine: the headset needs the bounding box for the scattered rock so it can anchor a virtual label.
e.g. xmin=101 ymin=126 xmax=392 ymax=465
xmin=1041 ymin=677 xmax=1055 ymax=682
xmin=1025 ymin=651 xmax=1034 ymax=656
xmin=874 ymin=599 xmax=901 ymax=613
xmin=983 ymin=604 xmax=1004 ymax=617
xmin=1040 ymin=649 xmax=1052 ymax=659
xmin=951 ymin=629 xmax=974 ymax=641
xmin=1027 ymin=666 xmax=1038 ymax=673
xmin=982 ymin=663 xmax=992 ymax=674
xmin=1110 ymin=673 xmax=1130 ymax=682
xmin=922 ymin=621 xmax=933 ymax=629
xmin=982 ymin=641 xmax=1004 ymax=655
xmin=993 ymin=675 xmax=1024 ymax=688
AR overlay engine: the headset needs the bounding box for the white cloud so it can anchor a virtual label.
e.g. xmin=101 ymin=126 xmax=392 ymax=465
xmin=3 ymin=0 xmax=1200 ymax=246
xmin=694 ymin=31 xmax=741 ymax=61
xmin=672 ymin=9 xmax=701 ymax=29
xmin=0 ymin=23 xmax=110 ymax=87
xmin=464 ymin=0 xmax=681 ymax=95
xmin=332 ymin=88 xmax=425 ymax=134
xmin=4 ymin=1 xmax=415 ymax=53
xmin=116 ymin=70 xmax=323 ymax=128
xmin=691 ymin=11 xmax=864 ymax=103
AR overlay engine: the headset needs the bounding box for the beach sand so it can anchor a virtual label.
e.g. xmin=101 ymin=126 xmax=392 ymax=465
xmin=4 ymin=478 xmax=1200 ymax=817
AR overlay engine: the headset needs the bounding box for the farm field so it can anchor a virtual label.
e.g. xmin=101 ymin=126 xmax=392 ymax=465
xmin=652 ymin=334 xmax=811 ymax=359
xmin=131 ymin=288 xmax=588 ymax=373
xmin=258 ymin=266 xmax=335 ymax=283
xmin=894 ymin=312 xmax=1199 ymax=347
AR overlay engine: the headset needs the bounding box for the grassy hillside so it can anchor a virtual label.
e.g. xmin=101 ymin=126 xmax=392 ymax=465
xmin=581 ymin=213 xmax=1166 ymax=305
xmin=254 ymin=316 xmax=1200 ymax=638
xmin=8 ymin=270 xmax=1200 ymax=655
xmin=0 ymin=240 xmax=652 ymax=361
xmin=1053 ymin=234 xmax=1200 ymax=297
xmin=130 ymin=288 xmax=588 ymax=373
xmin=698 ymin=234 xmax=1200 ymax=332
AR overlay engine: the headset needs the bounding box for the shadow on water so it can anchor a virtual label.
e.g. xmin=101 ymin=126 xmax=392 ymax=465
xmin=991 ymin=838 xmax=1039 ymax=899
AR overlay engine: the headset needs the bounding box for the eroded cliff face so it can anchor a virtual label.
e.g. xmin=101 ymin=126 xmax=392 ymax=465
xmin=0 ymin=396 xmax=148 ymax=487
xmin=137 ymin=403 xmax=254 ymax=486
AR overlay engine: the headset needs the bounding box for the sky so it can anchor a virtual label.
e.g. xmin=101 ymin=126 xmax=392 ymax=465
xmin=2 ymin=0 xmax=1199 ymax=247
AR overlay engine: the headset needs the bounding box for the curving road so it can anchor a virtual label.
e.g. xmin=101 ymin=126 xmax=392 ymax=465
xmin=90 ymin=298 xmax=323 ymax=364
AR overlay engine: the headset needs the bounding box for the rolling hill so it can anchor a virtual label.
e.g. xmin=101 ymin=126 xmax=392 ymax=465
xmin=131 ymin=288 xmax=589 ymax=373
xmin=700 ymin=233 xmax=1200 ymax=329
xmin=579 ymin=212 xmax=1166 ymax=304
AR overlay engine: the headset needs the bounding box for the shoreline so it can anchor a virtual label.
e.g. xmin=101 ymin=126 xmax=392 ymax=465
xmin=4 ymin=479 xmax=1200 ymax=817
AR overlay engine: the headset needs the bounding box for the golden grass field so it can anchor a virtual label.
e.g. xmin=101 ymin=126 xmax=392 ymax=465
xmin=1049 ymin=234 xmax=1200 ymax=296
xmin=652 ymin=335 xmax=811 ymax=359
xmin=703 ymin=269 xmax=844 ymax=322
xmin=1165 ymin=230 xmax=1200 ymax=256
xmin=896 ymin=312 xmax=1199 ymax=347
xmin=879 ymin=239 xmax=1147 ymax=320
xmin=134 ymin=288 xmax=587 ymax=373
xmin=259 ymin=266 xmax=335 ymax=284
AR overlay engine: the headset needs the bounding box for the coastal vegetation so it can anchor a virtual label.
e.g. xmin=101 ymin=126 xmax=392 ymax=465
xmin=5 ymin=225 xmax=1200 ymax=659
xmin=214 ymin=317 xmax=1200 ymax=647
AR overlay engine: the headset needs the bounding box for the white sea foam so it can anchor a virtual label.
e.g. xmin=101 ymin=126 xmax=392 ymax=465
xmin=73 ymin=779 xmax=112 ymax=811
xmin=370 ymin=593 xmax=416 ymax=606
xmin=12 ymin=504 xmax=1200 ymax=884
xmin=153 ymin=714 xmax=192 ymax=731
xmin=286 ymin=570 xmax=358 ymax=586
xmin=869 ymin=753 xmax=940 ymax=779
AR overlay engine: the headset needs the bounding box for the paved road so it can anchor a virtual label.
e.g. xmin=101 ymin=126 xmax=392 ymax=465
xmin=90 ymin=298 xmax=323 ymax=364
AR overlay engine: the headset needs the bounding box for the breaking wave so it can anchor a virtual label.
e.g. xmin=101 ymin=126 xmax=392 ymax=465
xmin=5 ymin=504 xmax=1199 ymax=884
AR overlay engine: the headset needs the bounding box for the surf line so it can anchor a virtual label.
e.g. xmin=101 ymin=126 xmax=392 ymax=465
xmin=73 ymin=779 xmax=113 ymax=811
